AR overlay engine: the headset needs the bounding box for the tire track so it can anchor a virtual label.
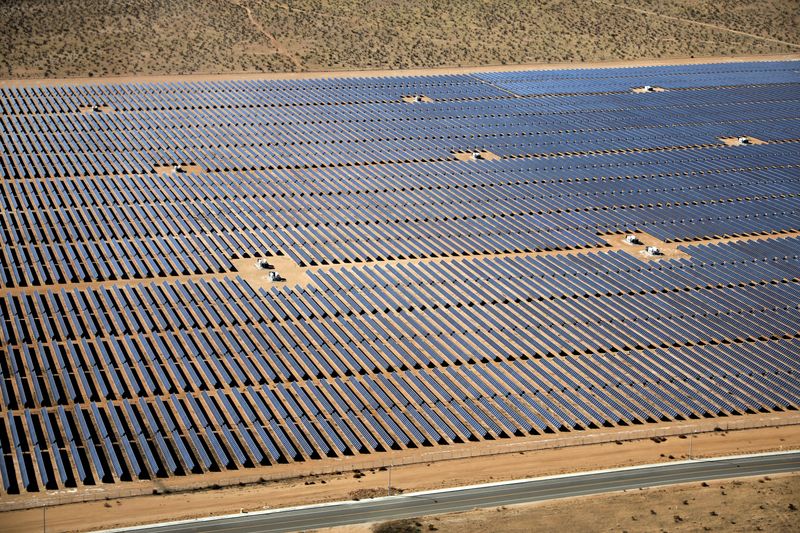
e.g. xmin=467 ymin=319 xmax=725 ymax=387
xmin=592 ymin=0 xmax=800 ymax=50
xmin=224 ymin=0 xmax=303 ymax=70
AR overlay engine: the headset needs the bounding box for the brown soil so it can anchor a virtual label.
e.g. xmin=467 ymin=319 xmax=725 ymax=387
xmin=401 ymin=95 xmax=435 ymax=103
xmin=230 ymin=255 xmax=310 ymax=289
xmin=352 ymin=473 xmax=800 ymax=533
xmin=604 ymin=231 xmax=692 ymax=261
xmin=77 ymin=105 xmax=114 ymax=114
xmin=720 ymin=136 xmax=769 ymax=146
xmin=152 ymin=164 xmax=204 ymax=175
xmin=3 ymin=421 xmax=797 ymax=533
xmin=631 ymin=86 xmax=667 ymax=93
xmin=453 ymin=151 xmax=502 ymax=162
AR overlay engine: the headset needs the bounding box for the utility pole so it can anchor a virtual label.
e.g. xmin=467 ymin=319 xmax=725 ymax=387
xmin=387 ymin=458 xmax=392 ymax=497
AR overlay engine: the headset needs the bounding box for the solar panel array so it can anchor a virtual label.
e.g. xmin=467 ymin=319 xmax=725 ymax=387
xmin=1 ymin=60 xmax=799 ymax=496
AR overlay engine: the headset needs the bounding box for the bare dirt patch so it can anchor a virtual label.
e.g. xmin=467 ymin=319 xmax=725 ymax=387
xmin=152 ymin=163 xmax=204 ymax=175
xmin=401 ymin=95 xmax=434 ymax=103
xmin=604 ymin=231 xmax=691 ymax=261
xmin=357 ymin=473 xmax=800 ymax=533
xmin=78 ymin=104 xmax=114 ymax=114
xmin=230 ymin=254 xmax=310 ymax=289
xmin=720 ymin=136 xmax=768 ymax=146
xmin=453 ymin=151 xmax=501 ymax=162
xmin=631 ymin=86 xmax=667 ymax=93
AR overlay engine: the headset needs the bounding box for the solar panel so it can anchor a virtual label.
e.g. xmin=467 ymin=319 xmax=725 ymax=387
xmin=0 ymin=60 xmax=798 ymax=496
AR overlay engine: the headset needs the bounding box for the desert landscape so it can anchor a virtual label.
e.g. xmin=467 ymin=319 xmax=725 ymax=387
xmin=1 ymin=0 xmax=798 ymax=79
xmin=1 ymin=56 xmax=799 ymax=529
xmin=1 ymin=1 xmax=799 ymax=532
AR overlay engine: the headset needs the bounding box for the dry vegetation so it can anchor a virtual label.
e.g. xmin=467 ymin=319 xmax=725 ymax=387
xmin=614 ymin=0 xmax=800 ymax=45
xmin=0 ymin=0 xmax=798 ymax=79
xmin=0 ymin=0 xmax=294 ymax=78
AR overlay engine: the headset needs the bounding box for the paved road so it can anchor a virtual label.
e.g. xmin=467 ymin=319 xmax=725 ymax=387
xmin=114 ymin=452 xmax=799 ymax=533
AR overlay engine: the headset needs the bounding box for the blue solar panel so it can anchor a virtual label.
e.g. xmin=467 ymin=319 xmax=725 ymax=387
xmin=0 ymin=60 xmax=798 ymax=496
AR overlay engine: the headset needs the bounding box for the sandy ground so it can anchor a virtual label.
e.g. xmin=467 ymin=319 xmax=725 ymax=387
xmin=78 ymin=105 xmax=114 ymax=114
xmin=604 ymin=231 xmax=691 ymax=261
xmin=401 ymin=96 xmax=434 ymax=103
xmin=631 ymin=86 xmax=667 ymax=93
xmin=0 ymin=54 xmax=796 ymax=89
xmin=453 ymin=151 xmax=501 ymax=161
xmin=4 ymin=422 xmax=797 ymax=533
xmin=331 ymin=473 xmax=800 ymax=533
xmin=152 ymin=164 xmax=204 ymax=175
xmin=231 ymin=256 xmax=311 ymax=289
xmin=720 ymin=136 xmax=768 ymax=146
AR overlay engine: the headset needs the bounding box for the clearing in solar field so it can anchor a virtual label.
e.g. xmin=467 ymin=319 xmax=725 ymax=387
xmin=0 ymin=59 xmax=799 ymax=510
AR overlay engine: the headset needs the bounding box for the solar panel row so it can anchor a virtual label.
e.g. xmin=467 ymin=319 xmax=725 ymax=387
xmin=2 ymin=235 xmax=799 ymax=490
xmin=4 ymin=97 xmax=797 ymax=153
xmin=0 ymin=59 xmax=798 ymax=497
xmin=1 ymin=160 xmax=797 ymax=286
xmin=3 ymin=61 xmax=795 ymax=115
xmin=3 ymin=238 xmax=798 ymax=401
xmin=2 ymin=337 xmax=798 ymax=493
